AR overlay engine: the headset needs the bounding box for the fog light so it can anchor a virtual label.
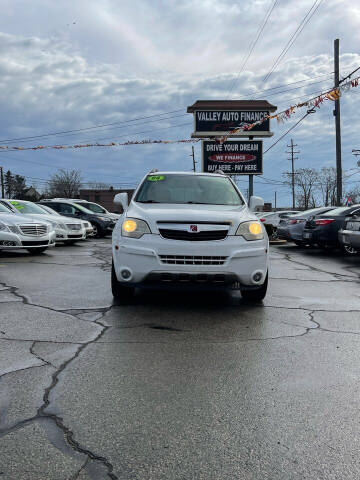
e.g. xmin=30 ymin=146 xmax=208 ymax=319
xmin=252 ymin=271 xmax=263 ymax=283
xmin=121 ymin=269 xmax=132 ymax=280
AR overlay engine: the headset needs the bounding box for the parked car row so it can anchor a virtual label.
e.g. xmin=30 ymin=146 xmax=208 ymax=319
xmin=0 ymin=198 xmax=120 ymax=254
xmin=276 ymin=205 xmax=360 ymax=255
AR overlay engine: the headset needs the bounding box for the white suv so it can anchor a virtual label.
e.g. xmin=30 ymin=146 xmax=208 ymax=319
xmin=112 ymin=171 xmax=269 ymax=303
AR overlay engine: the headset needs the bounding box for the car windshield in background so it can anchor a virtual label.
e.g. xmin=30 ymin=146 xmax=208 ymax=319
xmin=322 ymin=207 xmax=356 ymax=216
xmin=136 ymin=174 xmax=244 ymax=206
xmin=77 ymin=202 xmax=106 ymax=213
xmin=292 ymin=207 xmax=333 ymax=218
xmin=9 ymin=201 xmax=46 ymax=214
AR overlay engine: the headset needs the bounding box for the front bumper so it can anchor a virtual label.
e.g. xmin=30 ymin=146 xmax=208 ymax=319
xmin=276 ymin=226 xmax=289 ymax=240
xmin=113 ymin=234 xmax=269 ymax=287
xmin=0 ymin=230 xmax=56 ymax=250
xmin=338 ymin=229 xmax=360 ymax=249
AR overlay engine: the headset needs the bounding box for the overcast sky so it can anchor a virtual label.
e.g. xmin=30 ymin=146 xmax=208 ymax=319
xmin=0 ymin=0 xmax=359 ymax=205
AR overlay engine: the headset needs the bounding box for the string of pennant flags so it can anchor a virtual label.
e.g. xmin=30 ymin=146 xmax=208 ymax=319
xmin=220 ymin=75 xmax=360 ymax=142
xmin=0 ymin=76 xmax=359 ymax=152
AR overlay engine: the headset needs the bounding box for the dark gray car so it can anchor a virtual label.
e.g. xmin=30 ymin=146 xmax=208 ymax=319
xmin=338 ymin=214 xmax=360 ymax=253
xmin=277 ymin=207 xmax=336 ymax=245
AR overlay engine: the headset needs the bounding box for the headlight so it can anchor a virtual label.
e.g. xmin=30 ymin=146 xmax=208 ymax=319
xmin=122 ymin=218 xmax=151 ymax=239
xmin=58 ymin=223 xmax=66 ymax=230
xmin=236 ymin=221 xmax=264 ymax=241
xmin=98 ymin=216 xmax=108 ymax=221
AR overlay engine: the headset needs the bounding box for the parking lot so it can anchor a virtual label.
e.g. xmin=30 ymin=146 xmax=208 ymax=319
xmin=1 ymin=238 xmax=360 ymax=479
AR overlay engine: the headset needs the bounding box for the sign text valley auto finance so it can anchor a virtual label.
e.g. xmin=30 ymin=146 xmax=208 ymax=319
xmin=196 ymin=111 xmax=269 ymax=133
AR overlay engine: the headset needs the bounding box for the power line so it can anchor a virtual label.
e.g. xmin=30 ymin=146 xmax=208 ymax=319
xmin=0 ymin=109 xmax=185 ymax=145
xmin=263 ymin=0 xmax=324 ymax=82
xmin=227 ymin=0 xmax=278 ymax=98
xmin=264 ymin=110 xmax=313 ymax=154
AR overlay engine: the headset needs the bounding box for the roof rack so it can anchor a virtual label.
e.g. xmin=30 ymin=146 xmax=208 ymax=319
xmin=148 ymin=168 xmax=158 ymax=173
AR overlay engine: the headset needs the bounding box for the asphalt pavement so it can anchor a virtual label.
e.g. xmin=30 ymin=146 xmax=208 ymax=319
xmin=1 ymin=239 xmax=360 ymax=479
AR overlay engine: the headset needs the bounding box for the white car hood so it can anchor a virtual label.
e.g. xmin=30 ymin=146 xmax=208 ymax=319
xmin=127 ymin=202 xmax=256 ymax=234
xmin=0 ymin=213 xmax=49 ymax=226
xmin=17 ymin=213 xmax=82 ymax=225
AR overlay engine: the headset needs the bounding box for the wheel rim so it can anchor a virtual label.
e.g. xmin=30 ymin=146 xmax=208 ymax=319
xmin=92 ymin=224 xmax=98 ymax=236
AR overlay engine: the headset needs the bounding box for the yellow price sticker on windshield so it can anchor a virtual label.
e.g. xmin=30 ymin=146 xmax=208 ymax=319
xmin=10 ymin=201 xmax=25 ymax=210
xmin=147 ymin=175 xmax=165 ymax=181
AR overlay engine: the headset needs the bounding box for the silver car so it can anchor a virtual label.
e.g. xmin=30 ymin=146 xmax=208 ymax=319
xmin=0 ymin=204 xmax=55 ymax=254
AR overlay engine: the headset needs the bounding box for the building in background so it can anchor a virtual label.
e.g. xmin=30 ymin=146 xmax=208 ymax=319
xmin=78 ymin=187 xmax=135 ymax=213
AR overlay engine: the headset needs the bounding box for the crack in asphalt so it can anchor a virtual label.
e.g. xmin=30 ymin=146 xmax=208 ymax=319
xmin=0 ymin=363 xmax=50 ymax=380
xmin=280 ymin=251 xmax=360 ymax=281
xmin=30 ymin=341 xmax=56 ymax=369
xmin=0 ymin=314 xmax=118 ymax=480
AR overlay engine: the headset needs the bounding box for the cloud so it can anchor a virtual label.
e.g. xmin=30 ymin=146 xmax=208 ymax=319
xmin=0 ymin=0 xmax=360 ymax=204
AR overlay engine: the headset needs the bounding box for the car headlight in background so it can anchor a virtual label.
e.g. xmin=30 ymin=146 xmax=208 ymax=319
xmin=122 ymin=218 xmax=151 ymax=239
xmin=98 ymin=216 xmax=109 ymax=222
xmin=236 ymin=221 xmax=264 ymax=241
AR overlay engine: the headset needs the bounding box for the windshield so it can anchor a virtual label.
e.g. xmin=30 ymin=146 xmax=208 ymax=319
xmin=322 ymin=206 xmax=356 ymax=216
xmin=135 ymin=174 xmax=244 ymax=206
xmin=292 ymin=207 xmax=332 ymax=218
xmin=39 ymin=205 xmax=58 ymax=215
xmin=77 ymin=202 xmax=106 ymax=214
xmin=9 ymin=200 xmax=47 ymax=214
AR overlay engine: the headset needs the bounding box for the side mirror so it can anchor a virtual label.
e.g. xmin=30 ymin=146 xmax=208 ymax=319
xmin=114 ymin=192 xmax=128 ymax=212
xmin=249 ymin=196 xmax=264 ymax=212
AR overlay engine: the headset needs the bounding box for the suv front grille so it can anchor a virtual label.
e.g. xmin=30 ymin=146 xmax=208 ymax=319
xmin=159 ymin=229 xmax=228 ymax=241
xmin=19 ymin=225 xmax=47 ymax=236
xmin=160 ymin=255 xmax=227 ymax=265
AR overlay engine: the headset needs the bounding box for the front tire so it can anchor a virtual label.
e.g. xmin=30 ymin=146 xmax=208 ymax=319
xmin=111 ymin=261 xmax=135 ymax=304
xmin=241 ymin=274 xmax=268 ymax=302
xmin=28 ymin=247 xmax=48 ymax=254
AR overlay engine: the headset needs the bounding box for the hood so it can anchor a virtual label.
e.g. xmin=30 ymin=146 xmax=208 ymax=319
xmin=0 ymin=213 xmax=50 ymax=226
xmin=126 ymin=202 xmax=256 ymax=234
xmin=23 ymin=213 xmax=82 ymax=225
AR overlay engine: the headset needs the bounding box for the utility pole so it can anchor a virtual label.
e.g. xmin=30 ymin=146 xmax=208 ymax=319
xmin=334 ymin=39 xmax=342 ymax=205
xmin=286 ymin=139 xmax=299 ymax=209
xmin=190 ymin=146 xmax=197 ymax=172
xmin=0 ymin=167 xmax=4 ymax=199
xmin=274 ymin=191 xmax=277 ymax=210
xmin=248 ymin=175 xmax=253 ymax=201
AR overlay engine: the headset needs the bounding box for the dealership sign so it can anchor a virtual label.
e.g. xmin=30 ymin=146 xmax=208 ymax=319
xmin=195 ymin=110 xmax=270 ymax=135
xmin=187 ymin=100 xmax=276 ymax=138
xmin=202 ymin=140 xmax=263 ymax=175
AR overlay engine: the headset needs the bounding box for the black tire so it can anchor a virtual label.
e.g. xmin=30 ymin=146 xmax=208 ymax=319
xmin=241 ymin=273 xmax=268 ymax=302
xmin=342 ymin=244 xmax=358 ymax=255
xmin=28 ymin=247 xmax=48 ymax=254
xmin=111 ymin=261 xmax=135 ymax=304
xmin=91 ymin=223 xmax=105 ymax=238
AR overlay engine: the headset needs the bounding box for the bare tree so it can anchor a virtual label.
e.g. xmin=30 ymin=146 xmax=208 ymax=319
xmin=283 ymin=168 xmax=319 ymax=209
xmin=85 ymin=182 xmax=112 ymax=190
xmin=318 ymin=167 xmax=337 ymax=206
xmin=46 ymin=169 xmax=82 ymax=198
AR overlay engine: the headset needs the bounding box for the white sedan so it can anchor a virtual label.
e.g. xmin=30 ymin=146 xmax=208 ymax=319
xmin=0 ymin=199 xmax=86 ymax=244
xmin=0 ymin=204 xmax=55 ymax=254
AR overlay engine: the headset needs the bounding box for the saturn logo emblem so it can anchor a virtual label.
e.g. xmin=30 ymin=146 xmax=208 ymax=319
xmin=190 ymin=225 xmax=198 ymax=232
